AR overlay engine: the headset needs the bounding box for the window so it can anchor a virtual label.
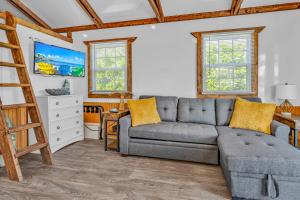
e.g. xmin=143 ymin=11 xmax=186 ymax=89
xmin=85 ymin=37 xmax=136 ymax=98
xmin=192 ymin=27 xmax=265 ymax=98
xmin=92 ymin=42 xmax=127 ymax=92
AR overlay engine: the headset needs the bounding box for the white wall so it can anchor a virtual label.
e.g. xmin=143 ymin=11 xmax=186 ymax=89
xmin=73 ymin=10 xmax=300 ymax=105
xmin=1 ymin=10 xmax=299 ymax=106
xmin=0 ymin=21 xmax=85 ymax=105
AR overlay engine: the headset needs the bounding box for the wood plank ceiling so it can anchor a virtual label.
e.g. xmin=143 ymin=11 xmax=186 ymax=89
xmin=5 ymin=0 xmax=300 ymax=34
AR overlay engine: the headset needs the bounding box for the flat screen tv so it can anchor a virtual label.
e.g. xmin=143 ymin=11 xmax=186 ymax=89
xmin=34 ymin=41 xmax=85 ymax=77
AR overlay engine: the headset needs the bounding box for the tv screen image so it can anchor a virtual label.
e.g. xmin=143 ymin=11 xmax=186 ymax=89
xmin=34 ymin=42 xmax=85 ymax=77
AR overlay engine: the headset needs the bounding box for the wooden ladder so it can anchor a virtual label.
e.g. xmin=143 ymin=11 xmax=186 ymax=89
xmin=0 ymin=12 xmax=52 ymax=181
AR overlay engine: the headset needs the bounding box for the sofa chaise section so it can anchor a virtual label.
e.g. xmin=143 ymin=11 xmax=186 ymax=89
xmin=217 ymin=126 xmax=300 ymax=200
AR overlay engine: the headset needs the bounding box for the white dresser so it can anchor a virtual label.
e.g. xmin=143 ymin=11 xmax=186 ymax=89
xmin=30 ymin=95 xmax=84 ymax=153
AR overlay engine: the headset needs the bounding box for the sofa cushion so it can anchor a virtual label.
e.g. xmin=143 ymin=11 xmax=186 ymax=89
xmin=229 ymin=97 xmax=276 ymax=134
xmin=178 ymin=98 xmax=216 ymax=125
xmin=128 ymin=97 xmax=161 ymax=127
xmin=217 ymin=126 xmax=300 ymax=177
xmin=129 ymin=122 xmax=218 ymax=145
xmin=140 ymin=95 xmax=178 ymax=122
xmin=216 ymin=126 xmax=262 ymax=136
xmin=216 ymin=97 xmax=262 ymax=126
xmin=216 ymin=99 xmax=235 ymax=126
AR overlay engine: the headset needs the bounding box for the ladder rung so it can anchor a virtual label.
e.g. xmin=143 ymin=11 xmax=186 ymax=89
xmin=15 ymin=143 xmax=48 ymax=158
xmin=0 ymin=24 xmax=16 ymax=31
xmin=0 ymin=83 xmax=30 ymax=87
xmin=8 ymin=123 xmax=41 ymax=134
xmin=1 ymin=103 xmax=36 ymax=110
xmin=0 ymin=42 xmax=19 ymax=49
xmin=0 ymin=62 xmax=25 ymax=68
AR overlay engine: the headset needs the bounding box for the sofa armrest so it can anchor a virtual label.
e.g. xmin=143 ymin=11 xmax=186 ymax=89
xmin=271 ymin=120 xmax=290 ymax=143
xmin=119 ymin=115 xmax=132 ymax=154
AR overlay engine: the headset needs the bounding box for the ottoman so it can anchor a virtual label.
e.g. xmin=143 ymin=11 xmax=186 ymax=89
xmin=217 ymin=127 xmax=300 ymax=200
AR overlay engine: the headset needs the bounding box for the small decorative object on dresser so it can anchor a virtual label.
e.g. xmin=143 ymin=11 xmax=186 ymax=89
xmin=29 ymin=95 xmax=84 ymax=153
xmin=276 ymin=83 xmax=298 ymax=117
xmin=45 ymin=79 xmax=71 ymax=96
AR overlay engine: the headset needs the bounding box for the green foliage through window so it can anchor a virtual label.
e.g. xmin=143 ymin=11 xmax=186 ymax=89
xmin=203 ymin=33 xmax=251 ymax=93
xmin=92 ymin=43 xmax=127 ymax=92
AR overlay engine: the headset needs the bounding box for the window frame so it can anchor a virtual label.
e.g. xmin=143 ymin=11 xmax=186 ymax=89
xmin=191 ymin=27 xmax=265 ymax=98
xmin=84 ymin=37 xmax=137 ymax=98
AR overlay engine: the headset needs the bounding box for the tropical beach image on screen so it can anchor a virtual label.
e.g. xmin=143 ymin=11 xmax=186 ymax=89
xmin=34 ymin=42 xmax=85 ymax=77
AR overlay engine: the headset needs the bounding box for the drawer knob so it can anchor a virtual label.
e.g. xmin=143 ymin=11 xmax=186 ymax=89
xmin=76 ymin=100 xmax=79 ymax=103
xmin=57 ymin=138 xmax=60 ymax=142
xmin=76 ymin=121 xmax=79 ymax=124
xmin=57 ymin=126 xmax=60 ymax=130
xmin=76 ymin=130 xmax=79 ymax=134
xmin=56 ymin=102 xmax=59 ymax=106
xmin=56 ymin=113 xmax=60 ymax=118
xmin=76 ymin=110 xmax=79 ymax=114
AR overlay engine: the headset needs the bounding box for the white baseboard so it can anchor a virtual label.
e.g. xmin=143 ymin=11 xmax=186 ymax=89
xmin=84 ymin=123 xmax=100 ymax=139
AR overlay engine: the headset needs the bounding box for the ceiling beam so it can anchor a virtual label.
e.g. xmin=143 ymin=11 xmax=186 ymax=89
xmin=76 ymin=0 xmax=103 ymax=28
xmin=0 ymin=12 xmax=72 ymax=43
xmin=53 ymin=2 xmax=300 ymax=33
xmin=148 ymin=0 xmax=164 ymax=22
xmin=231 ymin=0 xmax=244 ymax=15
xmin=8 ymin=0 xmax=51 ymax=29
xmin=231 ymin=0 xmax=238 ymax=14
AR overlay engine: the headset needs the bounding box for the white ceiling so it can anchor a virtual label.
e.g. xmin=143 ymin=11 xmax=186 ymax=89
xmin=242 ymin=0 xmax=298 ymax=8
xmin=22 ymin=0 xmax=92 ymax=28
xmin=161 ymin=0 xmax=232 ymax=16
xmin=0 ymin=0 xmax=33 ymax=23
xmin=89 ymin=0 xmax=155 ymax=23
xmin=1 ymin=0 xmax=298 ymax=28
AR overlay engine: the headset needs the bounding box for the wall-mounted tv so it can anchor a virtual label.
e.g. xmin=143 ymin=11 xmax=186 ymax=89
xmin=34 ymin=41 xmax=85 ymax=77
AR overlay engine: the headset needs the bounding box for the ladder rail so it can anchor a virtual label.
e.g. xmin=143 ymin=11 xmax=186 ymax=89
xmin=0 ymin=97 xmax=23 ymax=181
xmin=0 ymin=98 xmax=9 ymax=136
xmin=0 ymin=11 xmax=53 ymax=182
xmin=5 ymin=11 xmax=52 ymax=164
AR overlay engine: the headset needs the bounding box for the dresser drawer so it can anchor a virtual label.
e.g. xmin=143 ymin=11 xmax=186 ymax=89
xmin=49 ymin=96 xmax=83 ymax=110
xmin=50 ymin=116 xmax=83 ymax=134
xmin=50 ymin=126 xmax=83 ymax=147
xmin=49 ymin=106 xmax=83 ymax=121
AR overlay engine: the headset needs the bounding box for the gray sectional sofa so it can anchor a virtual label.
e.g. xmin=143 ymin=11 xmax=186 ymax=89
xmin=119 ymin=96 xmax=300 ymax=200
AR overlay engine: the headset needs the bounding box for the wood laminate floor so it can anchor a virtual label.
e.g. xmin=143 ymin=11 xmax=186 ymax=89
xmin=0 ymin=140 xmax=231 ymax=200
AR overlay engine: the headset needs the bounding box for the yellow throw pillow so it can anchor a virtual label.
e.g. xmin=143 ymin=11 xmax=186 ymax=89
xmin=229 ymin=97 xmax=276 ymax=134
xmin=128 ymin=97 xmax=161 ymax=127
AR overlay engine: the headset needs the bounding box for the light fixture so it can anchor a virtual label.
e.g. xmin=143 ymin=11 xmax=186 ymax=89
xmin=276 ymin=83 xmax=298 ymax=116
xmin=151 ymin=25 xmax=156 ymax=30
xmin=83 ymin=34 xmax=88 ymax=38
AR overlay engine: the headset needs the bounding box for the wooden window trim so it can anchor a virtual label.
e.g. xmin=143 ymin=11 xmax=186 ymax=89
xmin=84 ymin=37 xmax=137 ymax=99
xmin=191 ymin=26 xmax=265 ymax=99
